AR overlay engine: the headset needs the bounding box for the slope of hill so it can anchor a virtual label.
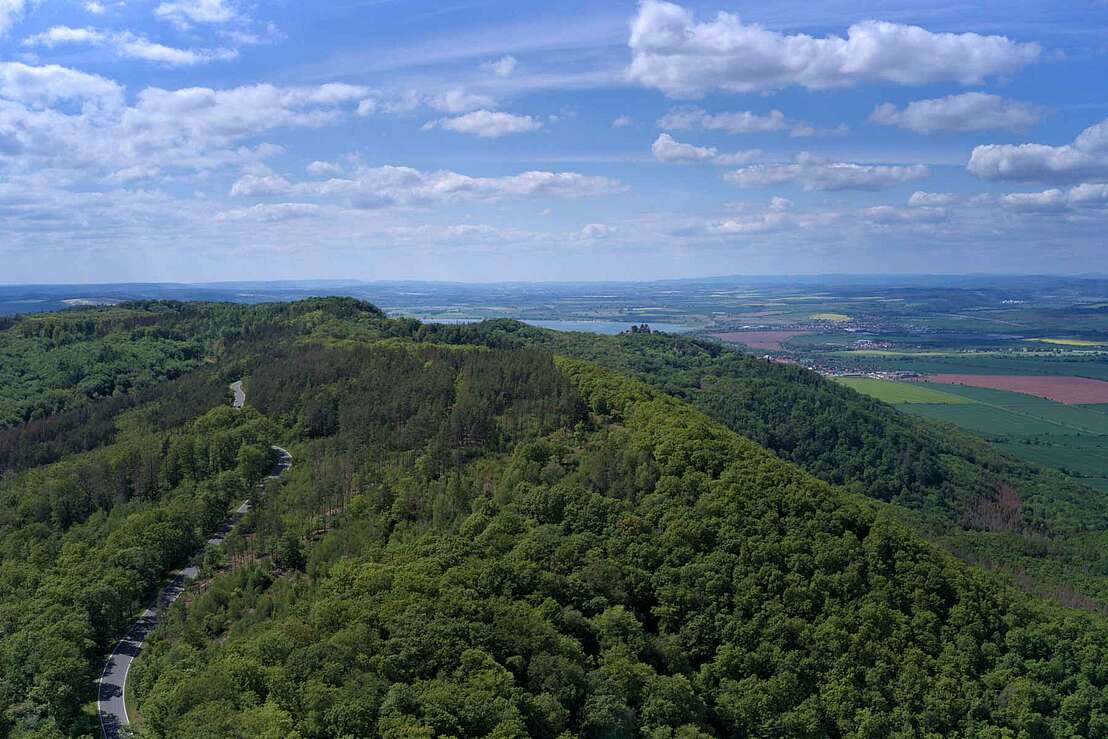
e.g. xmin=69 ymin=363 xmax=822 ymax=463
xmin=130 ymin=346 xmax=1108 ymax=738
xmin=0 ymin=300 xmax=1106 ymax=737
xmin=398 ymin=320 xmax=1108 ymax=608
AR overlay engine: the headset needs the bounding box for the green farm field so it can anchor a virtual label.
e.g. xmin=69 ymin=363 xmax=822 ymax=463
xmin=997 ymin=436 xmax=1108 ymax=478
xmin=841 ymin=379 xmax=1108 ymax=436
xmin=839 ymin=377 xmax=1108 ymax=487
xmin=914 ymin=382 xmax=1108 ymax=435
xmin=837 ymin=354 xmax=1108 ymax=381
xmin=901 ymin=403 xmax=1070 ymax=437
xmin=833 ymin=377 xmax=972 ymax=404
xmin=833 ymin=350 xmax=1023 ymax=358
xmin=902 ymin=405 xmax=1108 ymax=488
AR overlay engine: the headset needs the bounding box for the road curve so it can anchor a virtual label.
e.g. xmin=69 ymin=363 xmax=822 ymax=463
xmin=97 ymin=382 xmax=289 ymax=739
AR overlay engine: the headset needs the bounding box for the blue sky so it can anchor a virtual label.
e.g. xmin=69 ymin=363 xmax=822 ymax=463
xmin=1 ymin=0 xmax=1107 ymax=283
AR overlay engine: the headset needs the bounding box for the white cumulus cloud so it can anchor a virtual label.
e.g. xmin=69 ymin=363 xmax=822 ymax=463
xmin=725 ymin=154 xmax=929 ymax=191
xmin=710 ymin=198 xmax=836 ymax=235
xmin=871 ymin=93 xmax=1041 ymax=134
xmin=968 ymin=118 xmax=1108 ymax=183
xmin=651 ymin=132 xmax=714 ymax=162
xmin=229 ymin=165 xmax=625 ymax=208
xmin=0 ymin=61 xmax=122 ymax=108
xmin=658 ymin=107 xmax=825 ymax=138
xmin=578 ymin=223 xmax=615 ymax=240
xmin=358 ymin=88 xmax=495 ymax=118
xmin=428 ymin=110 xmax=542 ymax=138
xmin=307 ymin=160 xmax=343 ymax=176
xmin=1069 ymin=183 xmax=1108 ymax=206
xmin=627 ymin=1 xmax=1040 ymax=97
xmin=908 ymin=191 xmax=959 ymax=207
xmin=433 ymin=88 xmax=496 ymax=114
xmin=0 ymin=64 xmax=368 ymax=181
xmin=651 ymin=133 xmax=759 ymax=166
xmin=1001 ymin=183 xmax=1108 ymax=212
xmin=861 ymin=205 xmax=949 ymax=224
xmin=215 ymin=203 xmax=323 ymax=222
xmin=1001 ymin=189 xmax=1068 ymax=213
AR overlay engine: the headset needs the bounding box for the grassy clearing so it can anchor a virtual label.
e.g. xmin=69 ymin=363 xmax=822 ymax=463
xmin=810 ymin=312 xmax=851 ymax=321
xmin=835 ymin=377 xmax=972 ymax=405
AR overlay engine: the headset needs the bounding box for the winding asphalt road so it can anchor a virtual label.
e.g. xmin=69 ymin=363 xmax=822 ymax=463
xmin=97 ymin=383 xmax=290 ymax=739
xmin=230 ymin=380 xmax=246 ymax=409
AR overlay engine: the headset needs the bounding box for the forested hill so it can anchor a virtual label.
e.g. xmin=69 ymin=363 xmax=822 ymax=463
xmin=406 ymin=319 xmax=1108 ymax=608
xmin=0 ymin=299 xmax=1107 ymax=737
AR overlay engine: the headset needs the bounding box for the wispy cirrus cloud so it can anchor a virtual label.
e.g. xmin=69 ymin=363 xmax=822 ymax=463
xmin=356 ymin=87 xmax=496 ymax=118
xmin=0 ymin=0 xmax=34 ymax=36
xmin=482 ymin=55 xmax=517 ymax=77
xmin=23 ymin=25 xmax=239 ymax=65
xmin=155 ymin=0 xmax=238 ymax=29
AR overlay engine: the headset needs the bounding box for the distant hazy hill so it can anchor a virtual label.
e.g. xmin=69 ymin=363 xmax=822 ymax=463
xmin=5 ymin=274 xmax=1108 ymax=317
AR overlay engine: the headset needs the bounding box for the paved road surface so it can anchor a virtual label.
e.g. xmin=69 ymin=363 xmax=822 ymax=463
xmin=230 ymin=380 xmax=246 ymax=409
xmin=97 ymin=382 xmax=289 ymax=738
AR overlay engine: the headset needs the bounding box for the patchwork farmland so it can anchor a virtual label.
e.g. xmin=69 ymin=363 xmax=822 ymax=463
xmin=926 ymin=374 xmax=1108 ymax=405
xmin=838 ymin=377 xmax=1108 ymax=491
